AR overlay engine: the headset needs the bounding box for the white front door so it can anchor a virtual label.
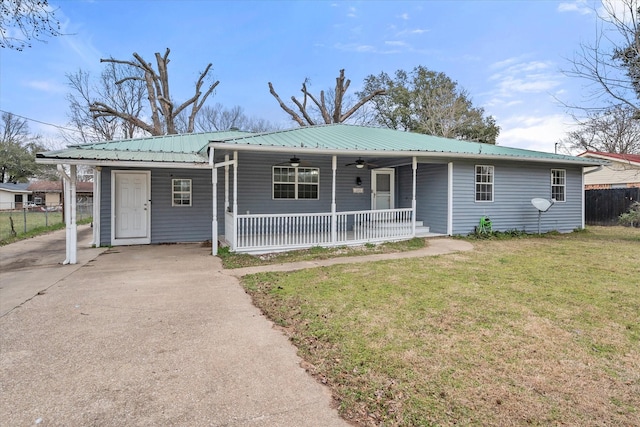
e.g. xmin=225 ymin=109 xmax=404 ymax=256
xmin=112 ymin=171 xmax=150 ymax=245
xmin=371 ymin=168 xmax=394 ymax=210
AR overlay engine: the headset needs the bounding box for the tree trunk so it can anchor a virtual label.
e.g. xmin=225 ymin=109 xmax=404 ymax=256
xmin=269 ymin=69 xmax=385 ymax=126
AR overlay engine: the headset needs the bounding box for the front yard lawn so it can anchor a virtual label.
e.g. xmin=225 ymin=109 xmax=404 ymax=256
xmin=242 ymin=227 xmax=640 ymax=426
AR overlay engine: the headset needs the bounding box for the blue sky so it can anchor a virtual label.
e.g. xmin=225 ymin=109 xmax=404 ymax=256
xmin=0 ymin=0 xmax=599 ymax=152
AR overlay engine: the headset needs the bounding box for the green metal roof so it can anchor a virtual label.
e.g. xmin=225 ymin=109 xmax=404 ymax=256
xmin=211 ymin=124 xmax=604 ymax=165
xmin=37 ymin=131 xmax=251 ymax=164
xmin=37 ymin=125 xmax=605 ymax=166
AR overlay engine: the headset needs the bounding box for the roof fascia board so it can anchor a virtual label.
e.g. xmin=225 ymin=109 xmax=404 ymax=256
xmin=208 ymin=143 xmax=605 ymax=166
xmin=0 ymin=189 xmax=31 ymax=194
xmin=582 ymin=152 xmax=640 ymax=166
xmin=35 ymin=158 xmax=210 ymax=169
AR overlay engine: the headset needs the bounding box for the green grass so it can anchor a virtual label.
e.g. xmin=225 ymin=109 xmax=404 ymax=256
xmin=0 ymin=211 xmax=91 ymax=245
xmin=242 ymin=226 xmax=640 ymax=426
xmin=218 ymin=237 xmax=426 ymax=269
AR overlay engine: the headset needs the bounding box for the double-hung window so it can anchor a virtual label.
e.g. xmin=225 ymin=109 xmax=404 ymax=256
xmin=273 ymin=166 xmax=319 ymax=200
xmin=475 ymin=165 xmax=494 ymax=202
xmin=551 ymin=169 xmax=566 ymax=202
xmin=172 ymin=179 xmax=192 ymax=206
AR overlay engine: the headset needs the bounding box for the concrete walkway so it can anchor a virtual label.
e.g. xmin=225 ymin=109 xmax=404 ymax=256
xmin=226 ymin=238 xmax=474 ymax=277
xmin=0 ymin=229 xmax=472 ymax=426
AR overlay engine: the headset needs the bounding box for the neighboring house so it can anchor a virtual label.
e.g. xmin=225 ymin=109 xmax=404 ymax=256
xmin=27 ymin=180 xmax=94 ymax=208
xmin=578 ymin=151 xmax=640 ymax=225
xmin=577 ymin=151 xmax=640 ymax=189
xmin=0 ymin=183 xmax=31 ymax=210
xmin=36 ymin=124 xmax=604 ymax=261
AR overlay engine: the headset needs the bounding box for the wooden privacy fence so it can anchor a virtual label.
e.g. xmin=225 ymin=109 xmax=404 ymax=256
xmin=585 ymin=188 xmax=640 ymax=225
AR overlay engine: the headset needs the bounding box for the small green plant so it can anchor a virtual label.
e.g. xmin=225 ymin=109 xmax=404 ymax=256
xmin=618 ymin=201 xmax=640 ymax=227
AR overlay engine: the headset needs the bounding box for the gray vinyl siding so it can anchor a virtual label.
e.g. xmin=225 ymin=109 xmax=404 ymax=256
xmin=416 ymin=164 xmax=449 ymax=234
xmin=396 ymin=163 xmax=448 ymax=233
xmin=397 ymin=165 xmax=413 ymax=209
xmin=230 ymin=152 xmax=371 ymax=217
xmin=99 ymin=168 xmax=111 ymax=246
xmin=150 ymin=169 xmax=212 ymax=243
xmin=99 ymin=167 xmax=216 ymax=245
xmin=451 ymin=160 xmax=583 ymax=235
xmin=97 ymin=156 xmax=585 ymax=245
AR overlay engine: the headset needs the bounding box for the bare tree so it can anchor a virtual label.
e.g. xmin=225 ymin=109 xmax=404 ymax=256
xmin=89 ymin=48 xmax=219 ymax=136
xmin=0 ymin=0 xmax=63 ymax=51
xmin=564 ymin=0 xmax=640 ymax=115
xmin=268 ymin=69 xmax=385 ymax=126
xmin=191 ymin=103 xmax=280 ymax=133
xmin=561 ymin=105 xmax=640 ymax=154
xmin=195 ymin=104 xmax=245 ymax=131
xmin=65 ymin=63 xmax=147 ymax=143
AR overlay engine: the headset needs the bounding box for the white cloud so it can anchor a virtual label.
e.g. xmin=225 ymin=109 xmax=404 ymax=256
xmin=347 ymin=6 xmax=357 ymax=18
xmin=487 ymin=58 xmax=562 ymax=105
xmin=385 ymin=40 xmax=407 ymax=47
xmin=25 ymin=80 xmax=66 ymax=93
xmin=497 ymin=114 xmax=578 ymax=153
xmin=399 ymin=13 xmax=410 ymax=20
xmin=334 ymin=43 xmax=376 ymax=53
xmin=557 ymin=0 xmax=592 ymax=15
xmin=395 ymin=28 xmax=429 ymax=37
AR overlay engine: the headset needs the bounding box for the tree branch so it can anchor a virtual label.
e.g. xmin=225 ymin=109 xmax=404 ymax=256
xmin=340 ymin=89 xmax=386 ymax=123
xmin=268 ymin=82 xmax=306 ymax=126
xmin=90 ymin=102 xmax=156 ymax=135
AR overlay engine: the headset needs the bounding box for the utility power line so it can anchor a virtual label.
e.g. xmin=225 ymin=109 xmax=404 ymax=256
xmin=0 ymin=109 xmax=81 ymax=134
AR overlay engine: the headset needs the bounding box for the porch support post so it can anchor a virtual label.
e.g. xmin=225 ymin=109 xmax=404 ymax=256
xmin=331 ymin=155 xmax=337 ymax=244
xmin=58 ymin=164 xmax=77 ymax=265
xmin=210 ymin=148 xmax=218 ymax=256
xmin=233 ymin=151 xmax=238 ymax=248
xmin=92 ymin=166 xmax=102 ymax=246
xmin=224 ymin=154 xmax=230 ymax=212
xmin=447 ymin=162 xmax=453 ymax=236
xmin=412 ymin=156 xmax=417 ymax=236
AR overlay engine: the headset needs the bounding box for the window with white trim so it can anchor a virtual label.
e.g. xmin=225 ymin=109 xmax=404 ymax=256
xmin=273 ymin=166 xmax=319 ymax=199
xmin=475 ymin=165 xmax=494 ymax=202
xmin=551 ymin=169 xmax=566 ymax=202
xmin=172 ymin=179 xmax=192 ymax=206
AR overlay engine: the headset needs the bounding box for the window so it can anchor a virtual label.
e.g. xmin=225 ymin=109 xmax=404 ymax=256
xmin=172 ymin=179 xmax=192 ymax=206
xmin=273 ymin=166 xmax=319 ymax=199
xmin=551 ymin=169 xmax=566 ymax=202
xmin=475 ymin=165 xmax=494 ymax=202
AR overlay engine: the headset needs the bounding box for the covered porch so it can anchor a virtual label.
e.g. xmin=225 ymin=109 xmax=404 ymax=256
xmin=210 ymin=147 xmax=436 ymax=254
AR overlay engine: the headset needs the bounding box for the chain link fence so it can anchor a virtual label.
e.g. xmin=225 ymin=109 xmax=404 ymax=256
xmin=0 ymin=202 xmax=93 ymax=242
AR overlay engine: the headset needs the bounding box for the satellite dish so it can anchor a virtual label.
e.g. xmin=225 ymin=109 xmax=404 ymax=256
xmin=531 ymin=198 xmax=554 ymax=212
xmin=531 ymin=198 xmax=555 ymax=234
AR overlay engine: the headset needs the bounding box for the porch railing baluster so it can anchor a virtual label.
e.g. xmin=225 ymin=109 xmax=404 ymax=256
xmin=230 ymin=208 xmax=413 ymax=252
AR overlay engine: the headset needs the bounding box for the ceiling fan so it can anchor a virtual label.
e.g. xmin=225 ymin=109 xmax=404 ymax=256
xmin=345 ymin=157 xmax=378 ymax=169
xmin=275 ymin=156 xmax=313 ymax=167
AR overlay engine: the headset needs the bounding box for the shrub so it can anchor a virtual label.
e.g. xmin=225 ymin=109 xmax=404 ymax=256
xmin=618 ymin=201 xmax=640 ymax=227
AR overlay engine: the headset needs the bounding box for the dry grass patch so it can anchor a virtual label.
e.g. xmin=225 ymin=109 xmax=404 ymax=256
xmin=218 ymin=237 xmax=426 ymax=269
xmin=242 ymin=227 xmax=640 ymax=426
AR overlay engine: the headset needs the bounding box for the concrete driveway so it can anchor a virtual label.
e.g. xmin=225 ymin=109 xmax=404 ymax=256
xmin=0 ymin=227 xmax=349 ymax=426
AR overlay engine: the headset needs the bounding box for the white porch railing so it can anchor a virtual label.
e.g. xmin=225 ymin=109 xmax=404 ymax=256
xmin=228 ymin=208 xmax=414 ymax=253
